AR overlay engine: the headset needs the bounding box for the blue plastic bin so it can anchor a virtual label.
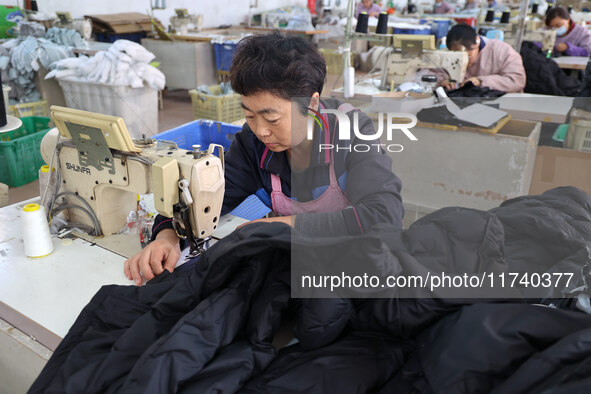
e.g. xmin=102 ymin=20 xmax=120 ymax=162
xmin=213 ymin=42 xmax=237 ymax=72
xmin=392 ymin=25 xmax=431 ymax=35
xmin=154 ymin=119 xmax=241 ymax=151
xmin=94 ymin=31 xmax=147 ymax=43
xmin=154 ymin=119 xmax=271 ymax=220
xmin=420 ymin=19 xmax=451 ymax=39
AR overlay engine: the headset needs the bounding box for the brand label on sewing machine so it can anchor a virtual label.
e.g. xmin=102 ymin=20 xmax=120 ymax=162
xmin=66 ymin=162 xmax=92 ymax=175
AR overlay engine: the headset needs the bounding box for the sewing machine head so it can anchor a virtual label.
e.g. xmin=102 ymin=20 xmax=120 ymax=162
xmin=170 ymin=9 xmax=203 ymax=34
xmin=523 ymin=29 xmax=557 ymax=53
xmin=41 ymin=106 xmax=224 ymax=253
xmin=382 ymin=46 xmax=469 ymax=90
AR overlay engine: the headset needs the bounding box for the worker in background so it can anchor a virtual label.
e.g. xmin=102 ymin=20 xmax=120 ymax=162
xmin=545 ymin=6 xmax=591 ymax=56
xmin=434 ymin=0 xmax=455 ymax=14
xmin=487 ymin=0 xmax=498 ymax=8
xmin=440 ymin=24 xmax=526 ymax=93
xmin=124 ymin=32 xmax=405 ymax=285
xmin=463 ymin=0 xmax=479 ymax=10
xmin=355 ymin=0 xmax=382 ymax=17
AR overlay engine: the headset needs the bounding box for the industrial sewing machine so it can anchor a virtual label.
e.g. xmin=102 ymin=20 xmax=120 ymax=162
xmin=170 ymin=8 xmax=203 ymax=35
xmin=40 ymin=106 xmax=224 ymax=255
xmin=522 ymin=29 xmax=556 ymax=53
xmin=381 ymin=45 xmax=469 ymax=90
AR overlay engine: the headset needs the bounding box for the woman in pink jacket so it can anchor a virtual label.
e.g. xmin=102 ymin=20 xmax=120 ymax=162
xmin=546 ymin=7 xmax=591 ymax=57
xmin=440 ymin=24 xmax=526 ymax=93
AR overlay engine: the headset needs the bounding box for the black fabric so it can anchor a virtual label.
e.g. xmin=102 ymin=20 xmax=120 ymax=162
xmin=30 ymin=187 xmax=591 ymax=393
xmin=520 ymin=41 xmax=581 ymax=96
xmin=445 ymin=81 xmax=506 ymax=98
xmin=416 ymin=104 xmax=504 ymax=129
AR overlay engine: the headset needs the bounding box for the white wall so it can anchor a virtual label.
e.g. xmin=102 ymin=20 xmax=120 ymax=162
xmin=5 ymin=0 xmax=308 ymax=29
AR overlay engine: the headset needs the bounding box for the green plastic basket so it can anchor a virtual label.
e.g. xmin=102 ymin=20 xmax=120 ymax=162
xmin=0 ymin=116 xmax=52 ymax=187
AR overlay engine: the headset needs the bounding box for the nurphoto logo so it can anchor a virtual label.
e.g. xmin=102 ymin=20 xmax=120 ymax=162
xmin=307 ymin=108 xmax=418 ymax=153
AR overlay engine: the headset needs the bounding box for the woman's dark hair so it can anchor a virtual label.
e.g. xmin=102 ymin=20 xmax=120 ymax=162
xmin=545 ymin=7 xmax=570 ymax=26
xmin=446 ymin=24 xmax=478 ymax=49
xmin=230 ymin=31 xmax=326 ymax=104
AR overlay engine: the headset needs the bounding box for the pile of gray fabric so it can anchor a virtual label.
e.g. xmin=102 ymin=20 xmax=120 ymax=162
xmin=45 ymin=27 xmax=86 ymax=48
xmin=0 ymin=35 xmax=73 ymax=103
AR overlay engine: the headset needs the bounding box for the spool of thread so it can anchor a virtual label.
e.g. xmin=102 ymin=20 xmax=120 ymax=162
xmin=568 ymin=5 xmax=573 ymax=13
xmin=532 ymin=3 xmax=539 ymax=14
xmin=21 ymin=203 xmax=54 ymax=258
xmin=355 ymin=12 xmax=369 ymax=33
xmin=39 ymin=165 xmax=56 ymax=208
xmin=376 ymin=12 xmax=389 ymax=34
xmin=500 ymin=10 xmax=510 ymax=24
xmin=485 ymin=9 xmax=495 ymax=23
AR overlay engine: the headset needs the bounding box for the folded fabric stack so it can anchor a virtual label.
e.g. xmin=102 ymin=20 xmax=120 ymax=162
xmin=45 ymin=39 xmax=165 ymax=90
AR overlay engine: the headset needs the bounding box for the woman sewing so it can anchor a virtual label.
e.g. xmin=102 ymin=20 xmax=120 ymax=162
xmin=356 ymin=0 xmax=382 ymax=17
xmin=124 ymin=32 xmax=405 ymax=285
xmin=545 ymin=6 xmax=591 ymax=57
xmin=440 ymin=24 xmax=526 ymax=93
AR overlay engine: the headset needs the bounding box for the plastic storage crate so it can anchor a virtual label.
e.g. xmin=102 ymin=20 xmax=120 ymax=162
xmin=154 ymin=119 xmax=241 ymax=151
xmin=154 ymin=119 xmax=270 ymax=220
xmin=566 ymin=117 xmax=591 ymax=152
xmin=94 ymin=31 xmax=147 ymax=44
xmin=9 ymin=99 xmax=49 ymax=118
xmin=213 ymin=42 xmax=237 ymax=72
xmin=0 ymin=116 xmax=52 ymax=187
xmin=57 ymin=78 xmax=158 ymax=138
xmin=319 ymin=48 xmax=353 ymax=75
xmin=420 ymin=19 xmax=451 ymax=39
xmin=453 ymin=17 xmax=477 ymax=27
xmin=189 ymin=86 xmax=243 ymax=123
xmin=392 ymin=24 xmax=431 ymax=35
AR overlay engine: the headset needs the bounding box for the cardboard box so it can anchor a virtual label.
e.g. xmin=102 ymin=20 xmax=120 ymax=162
xmin=35 ymin=67 xmax=66 ymax=108
xmin=529 ymin=146 xmax=591 ymax=196
xmin=84 ymin=13 xmax=152 ymax=34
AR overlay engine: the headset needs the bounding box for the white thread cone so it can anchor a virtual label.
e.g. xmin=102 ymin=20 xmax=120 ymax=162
xmin=21 ymin=203 xmax=54 ymax=257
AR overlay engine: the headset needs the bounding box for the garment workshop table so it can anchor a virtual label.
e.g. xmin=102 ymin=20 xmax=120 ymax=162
xmin=552 ymin=56 xmax=590 ymax=70
xmin=330 ymin=82 xmax=574 ymax=124
xmin=0 ymin=197 xmax=246 ymax=351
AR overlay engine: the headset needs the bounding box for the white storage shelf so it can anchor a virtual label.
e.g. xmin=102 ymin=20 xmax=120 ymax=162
xmin=57 ymin=78 xmax=158 ymax=138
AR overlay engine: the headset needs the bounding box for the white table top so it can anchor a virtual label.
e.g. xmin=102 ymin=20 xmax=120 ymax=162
xmin=0 ymin=198 xmax=247 ymax=350
xmin=0 ymin=198 xmax=130 ymax=348
xmin=489 ymin=93 xmax=574 ymax=124
xmin=552 ymin=56 xmax=590 ymax=70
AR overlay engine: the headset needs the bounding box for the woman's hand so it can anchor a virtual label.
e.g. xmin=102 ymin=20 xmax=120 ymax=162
xmin=236 ymin=215 xmax=294 ymax=230
xmin=555 ymin=42 xmax=568 ymax=53
xmin=124 ymin=228 xmax=181 ymax=286
xmin=462 ymin=77 xmax=481 ymax=87
xmin=440 ymin=79 xmax=457 ymax=90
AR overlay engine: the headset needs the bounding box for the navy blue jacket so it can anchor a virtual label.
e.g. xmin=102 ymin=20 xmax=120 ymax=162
xmin=152 ymin=98 xmax=404 ymax=240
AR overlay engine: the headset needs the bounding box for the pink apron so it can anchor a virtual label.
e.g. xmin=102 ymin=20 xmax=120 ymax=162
xmin=270 ymin=104 xmax=353 ymax=216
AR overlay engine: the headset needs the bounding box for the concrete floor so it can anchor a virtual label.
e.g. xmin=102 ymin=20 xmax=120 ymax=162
xmin=6 ymin=75 xmax=344 ymax=206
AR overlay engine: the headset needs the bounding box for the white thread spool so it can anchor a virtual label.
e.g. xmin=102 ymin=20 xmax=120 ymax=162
xmin=39 ymin=165 xmax=56 ymax=208
xmin=21 ymin=203 xmax=54 ymax=257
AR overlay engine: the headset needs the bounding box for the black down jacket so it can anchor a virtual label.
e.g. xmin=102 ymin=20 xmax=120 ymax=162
xmin=520 ymin=41 xmax=581 ymax=96
xmin=29 ymin=187 xmax=591 ymax=393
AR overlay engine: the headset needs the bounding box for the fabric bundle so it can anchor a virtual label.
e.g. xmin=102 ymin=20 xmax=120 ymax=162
xmin=46 ymin=39 xmax=165 ymax=90
xmin=0 ymin=36 xmax=73 ymax=103
xmin=28 ymin=187 xmax=591 ymax=393
xmin=45 ymin=27 xmax=86 ymax=48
